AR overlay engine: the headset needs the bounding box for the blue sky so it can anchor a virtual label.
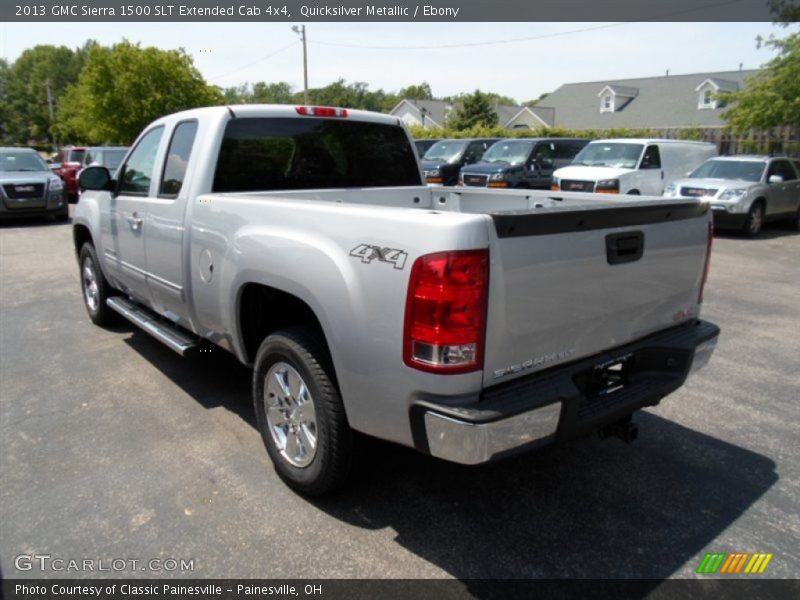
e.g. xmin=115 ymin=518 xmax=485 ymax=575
xmin=0 ymin=22 xmax=780 ymax=102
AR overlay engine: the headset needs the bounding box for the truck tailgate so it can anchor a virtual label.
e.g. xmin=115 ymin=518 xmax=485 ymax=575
xmin=482 ymin=200 xmax=711 ymax=387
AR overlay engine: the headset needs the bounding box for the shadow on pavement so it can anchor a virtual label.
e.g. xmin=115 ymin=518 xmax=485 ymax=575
xmin=122 ymin=326 xmax=777 ymax=587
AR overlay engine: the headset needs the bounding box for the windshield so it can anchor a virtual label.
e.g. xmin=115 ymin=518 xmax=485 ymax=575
xmin=572 ymin=142 xmax=644 ymax=169
xmin=480 ymin=140 xmax=534 ymax=165
xmin=689 ymin=159 xmax=765 ymax=182
xmin=423 ymin=140 xmax=468 ymax=163
xmin=67 ymin=149 xmax=86 ymax=164
xmin=0 ymin=151 xmax=49 ymax=172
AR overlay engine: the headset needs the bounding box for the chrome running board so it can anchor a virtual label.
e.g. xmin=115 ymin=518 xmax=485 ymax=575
xmin=106 ymin=297 xmax=197 ymax=356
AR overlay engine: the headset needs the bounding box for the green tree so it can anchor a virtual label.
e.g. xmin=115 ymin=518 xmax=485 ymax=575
xmin=251 ymin=81 xmax=294 ymax=104
xmin=306 ymin=79 xmax=389 ymax=111
xmin=524 ymin=92 xmax=550 ymax=107
xmin=4 ymin=44 xmax=88 ymax=146
xmin=398 ymin=82 xmax=433 ymax=100
xmin=223 ymin=81 xmax=295 ymax=104
xmin=448 ymin=90 xmax=498 ymax=130
xmin=445 ymin=91 xmax=518 ymax=106
xmin=57 ymin=40 xmax=222 ymax=144
xmin=720 ymin=32 xmax=800 ymax=130
xmin=0 ymin=59 xmax=9 ymax=143
xmin=768 ymin=0 xmax=800 ymax=23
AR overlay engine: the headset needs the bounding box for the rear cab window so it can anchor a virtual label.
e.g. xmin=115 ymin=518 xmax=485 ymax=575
xmin=213 ymin=117 xmax=422 ymax=192
xmin=160 ymin=121 xmax=198 ymax=197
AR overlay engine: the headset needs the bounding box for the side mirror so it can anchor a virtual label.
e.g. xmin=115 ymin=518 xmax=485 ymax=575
xmin=768 ymin=174 xmax=784 ymax=184
xmin=79 ymin=165 xmax=114 ymax=191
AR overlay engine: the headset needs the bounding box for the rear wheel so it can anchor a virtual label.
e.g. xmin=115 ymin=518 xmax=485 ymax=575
xmin=253 ymin=327 xmax=353 ymax=496
xmin=79 ymin=243 xmax=118 ymax=326
xmin=742 ymin=202 xmax=764 ymax=237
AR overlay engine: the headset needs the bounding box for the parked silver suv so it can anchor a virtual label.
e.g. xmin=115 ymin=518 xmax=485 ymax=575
xmin=664 ymin=155 xmax=800 ymax=236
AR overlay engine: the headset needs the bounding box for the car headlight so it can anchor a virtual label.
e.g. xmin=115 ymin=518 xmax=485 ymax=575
xmin=489 ymin=172 xmax=506 ymax=181
xmin=596 ymin=179 xmax=620 ymax=193
xmin=663 ymin=184 xmax=677 ymax=197
xmin=718 ymin=188 xmax=748 ymax=200
xmin=49 ymin=178 xmax=63 ymax=191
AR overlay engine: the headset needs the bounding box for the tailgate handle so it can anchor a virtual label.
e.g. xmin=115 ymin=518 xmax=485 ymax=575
xmin=606 ymin=231 xmax=644 ymax=265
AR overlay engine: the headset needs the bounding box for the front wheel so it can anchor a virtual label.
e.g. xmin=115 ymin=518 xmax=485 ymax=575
xmin=79 ymin=243 xmax=118 ymax=326
xmin=743 ymin=202 xmax=764 ymax=237
xmin=253 ymin=327 xmax=353 ymax=496
xmin=790 ymin=205 xmax=800 ymax=232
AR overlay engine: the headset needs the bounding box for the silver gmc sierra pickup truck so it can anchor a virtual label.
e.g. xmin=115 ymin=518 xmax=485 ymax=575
xmin=73 ymin=105 xmax=719 ymax=495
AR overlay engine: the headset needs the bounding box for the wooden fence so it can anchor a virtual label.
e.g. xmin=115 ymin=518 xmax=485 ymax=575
xmin=658 ymin=127 xmax=799 ymax=156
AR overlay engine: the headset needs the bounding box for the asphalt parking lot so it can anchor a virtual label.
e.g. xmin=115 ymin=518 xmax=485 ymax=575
xmin=1 ymin=207 xmax=798 ymax=582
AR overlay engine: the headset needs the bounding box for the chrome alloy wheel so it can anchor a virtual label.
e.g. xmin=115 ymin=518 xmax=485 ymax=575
xmin=264 ymin=362 xmax=318 ymax=468
xmin=82 ymin=257 xmax=100 ymax=313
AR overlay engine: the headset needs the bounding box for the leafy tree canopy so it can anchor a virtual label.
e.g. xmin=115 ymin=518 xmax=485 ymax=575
xmin=721 ymin=31 xmax=800 ymax=130
xmin=4 ymin=44 xmax=90 ymax=145
xmin=447 ymin=89 xmax=499 ymax=130
xmin=57 ymin=40 xmax=222 ymax=144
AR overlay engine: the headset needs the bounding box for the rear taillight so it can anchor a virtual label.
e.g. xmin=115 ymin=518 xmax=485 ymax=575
xmin=698 ymin=220 xmax=714 ymax=303
xmin=295 ymin=106 xmax=348 ymax=118
xmin=404 ymin=250 xmax=489 ymax=374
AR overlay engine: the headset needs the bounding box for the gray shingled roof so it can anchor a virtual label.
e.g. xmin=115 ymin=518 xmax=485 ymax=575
xmin=538 ymin=69 xmax=760 ymax=129
xmin=395 ymin=99 xmax=551 ymax=128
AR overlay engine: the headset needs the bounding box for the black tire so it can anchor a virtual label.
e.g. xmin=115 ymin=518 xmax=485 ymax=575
xmin=626 ymin=189 xmax=641 ymax=195
xmin=790 ymin=205 xmax=800 ymax=232
xmin=78 ymin=243 xmax=118 ymax=326
xmin=742 ymin=202 xmax=764 ymax=238
xmin=253 ymin=327 xmax=353 ymax=496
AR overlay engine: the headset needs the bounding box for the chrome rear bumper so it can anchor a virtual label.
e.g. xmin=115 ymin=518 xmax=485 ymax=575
xmin=424 ymin=403 xmax=561 ymax=465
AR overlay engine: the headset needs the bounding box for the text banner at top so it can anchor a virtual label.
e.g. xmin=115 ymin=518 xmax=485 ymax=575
xmin=3 ymin=0 xmax=777 ymax=22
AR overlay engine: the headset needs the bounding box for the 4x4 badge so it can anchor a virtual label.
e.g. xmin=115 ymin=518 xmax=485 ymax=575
xmin=349 ymin=244 xmax=408 ymax=270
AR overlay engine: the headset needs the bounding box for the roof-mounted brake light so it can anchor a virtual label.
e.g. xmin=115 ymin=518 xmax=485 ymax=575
xmin=295 ymin=106 xmax=349 ymax=118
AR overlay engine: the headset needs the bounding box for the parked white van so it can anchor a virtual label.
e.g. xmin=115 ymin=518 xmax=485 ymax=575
xmin=552 ymin=139 xmax=717 ymax=196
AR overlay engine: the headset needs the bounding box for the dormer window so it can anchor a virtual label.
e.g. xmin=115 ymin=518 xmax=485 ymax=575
xmin=597 ymin=85 xmax=638 ymax=114
xmin=699 ymin=87 xmax=716 ymax=109
xmin=695 ymin=78 xmax=737 ymax=110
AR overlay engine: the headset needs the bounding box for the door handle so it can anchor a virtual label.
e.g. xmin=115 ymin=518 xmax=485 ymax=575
xmin=126 ymin=212 xmax=143 ymax=231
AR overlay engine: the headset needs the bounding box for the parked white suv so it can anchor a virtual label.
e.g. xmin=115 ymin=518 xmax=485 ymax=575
xmin=664 ymin=155 xmax=800 ymax=237
xmin=553 ymin=139 xmax=717 ymax=196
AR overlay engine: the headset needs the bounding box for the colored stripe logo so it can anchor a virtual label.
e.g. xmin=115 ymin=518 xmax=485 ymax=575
xmin=697 ymin=552 xmax=773 ymax=574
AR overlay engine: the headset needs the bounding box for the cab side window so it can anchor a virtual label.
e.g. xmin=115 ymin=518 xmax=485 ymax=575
xmin=533 ymin=142 xmax=555 ymax=166
xmin=768 ymin=160 xmax=797 ymax=182
xmin=640 ymin=145 xmax=661 ymax=169
xmin=119 ymin=127 xmax=165 ymax=196
xmin=160 ymin=121 xmax=198 ymax=197
xmin=463 ymin=141 xmax=487 ymax=164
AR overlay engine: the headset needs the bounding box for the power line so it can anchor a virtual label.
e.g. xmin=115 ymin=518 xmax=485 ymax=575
xmin=310 ymin=22 xmax=629 ymax=50
xmin=207 ymin=40 xmax=299 ymax=83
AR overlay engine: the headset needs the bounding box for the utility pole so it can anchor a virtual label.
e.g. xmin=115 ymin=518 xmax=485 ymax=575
xmin=292 ymin=25 xmax=309 ymax=104
xmin=45 ymin=78 xmax=56 ymax=149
